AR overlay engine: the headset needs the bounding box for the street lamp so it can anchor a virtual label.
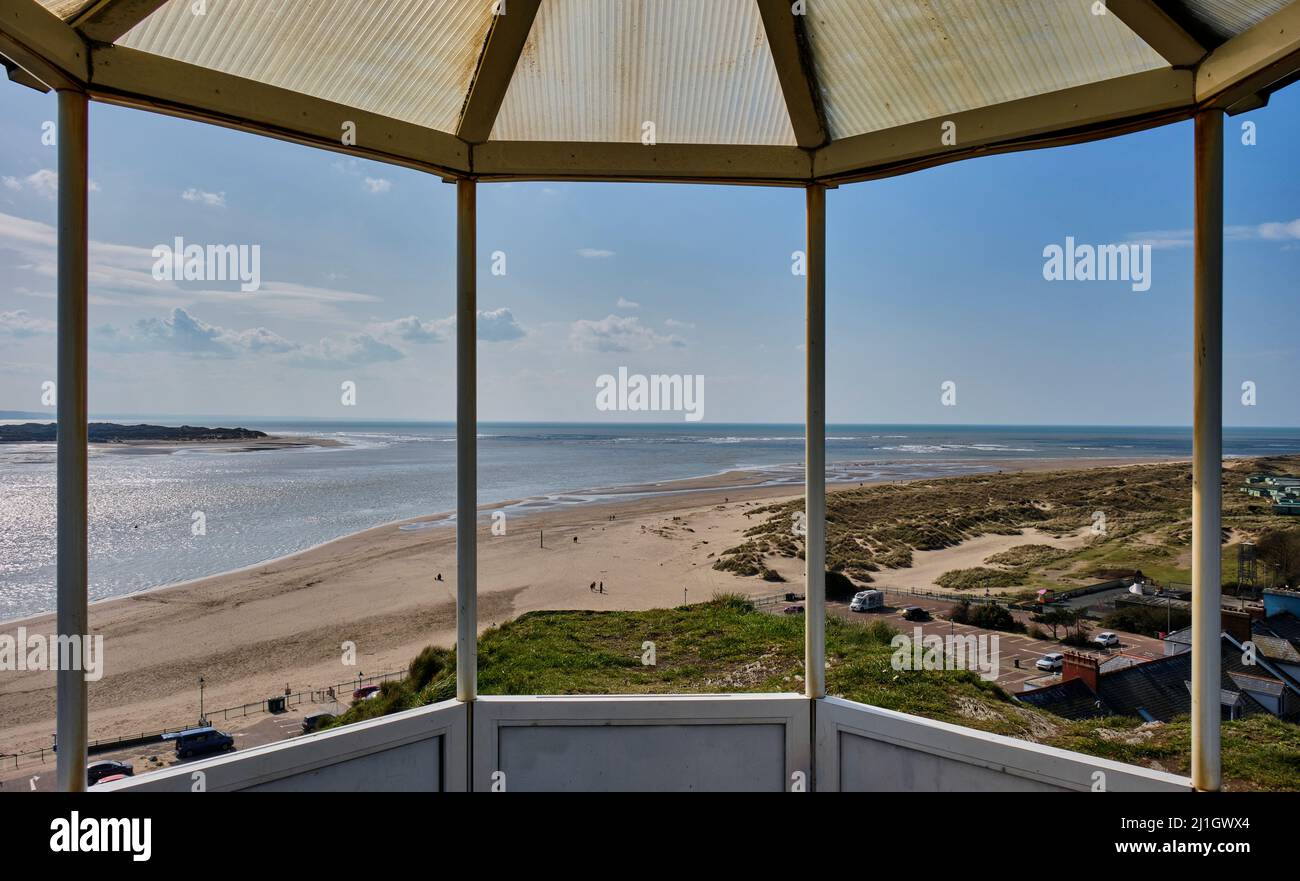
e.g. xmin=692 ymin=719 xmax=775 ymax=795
xmin=198 ymin=676 xmax=206 ymax=726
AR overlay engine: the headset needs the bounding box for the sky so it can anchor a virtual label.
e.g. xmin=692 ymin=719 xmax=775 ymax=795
xmin=0 ymin=78 xmax=1297 ymax=426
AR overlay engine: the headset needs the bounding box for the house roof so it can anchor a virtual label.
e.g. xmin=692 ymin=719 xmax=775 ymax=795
xmin=4 ymin=1 xmax=1300 ymax=184
xmin=1017 ymin=676 xmax=1114 ymax=720
xmin=1016 ymin=635 xmax=1284 ymax=723
xmin=1252 ymin=613 xmax=1300 ymax=669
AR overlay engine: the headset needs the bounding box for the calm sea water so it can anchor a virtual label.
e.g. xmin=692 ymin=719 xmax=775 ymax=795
xmin=2 ymin=422 xmax=1298 ymax=620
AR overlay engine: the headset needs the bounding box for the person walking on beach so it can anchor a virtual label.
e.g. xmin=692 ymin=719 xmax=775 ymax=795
xmin=598 ymin=581 xmax=604 ymax=594
xmin=590 ymin=581 xmax=596 ymax=592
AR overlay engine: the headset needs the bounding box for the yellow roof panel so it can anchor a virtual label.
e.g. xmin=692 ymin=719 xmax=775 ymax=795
xmin=118 ymin=0 xmax=493 ymax=133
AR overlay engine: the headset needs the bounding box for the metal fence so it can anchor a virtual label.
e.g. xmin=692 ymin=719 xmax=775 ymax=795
xmin=3 ymin=668 xmax=406 ymax=771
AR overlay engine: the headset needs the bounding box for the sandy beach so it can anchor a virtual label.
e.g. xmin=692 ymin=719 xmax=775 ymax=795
xmin=0 ymin=454 xmax=1177 ymax=755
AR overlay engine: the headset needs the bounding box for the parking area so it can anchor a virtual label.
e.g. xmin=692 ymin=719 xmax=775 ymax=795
xmin=826 ymin=593 xmax=1165 ymax=694
xmin=0 ymin=700 xmax=344 ymax=792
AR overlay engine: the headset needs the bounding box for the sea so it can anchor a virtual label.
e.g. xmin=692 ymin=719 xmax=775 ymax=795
xmin=2 ymin=421 xmax=1299 ymax=621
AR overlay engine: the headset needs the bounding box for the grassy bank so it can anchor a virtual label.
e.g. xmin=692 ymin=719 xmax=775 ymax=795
xmin=327 ymin=597 xmax=1299 ymax=791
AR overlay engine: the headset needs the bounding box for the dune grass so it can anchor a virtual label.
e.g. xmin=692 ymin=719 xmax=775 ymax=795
xmin=716 ymin=455 xmax=1300 ymax=594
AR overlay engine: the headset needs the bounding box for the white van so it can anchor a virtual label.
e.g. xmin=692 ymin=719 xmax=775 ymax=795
xmin=849 ymin=590 xmax=884 ymax=612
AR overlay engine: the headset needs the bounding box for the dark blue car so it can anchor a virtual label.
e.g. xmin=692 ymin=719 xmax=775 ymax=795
xmin=164 ymin=726 xmax=235 ymax=759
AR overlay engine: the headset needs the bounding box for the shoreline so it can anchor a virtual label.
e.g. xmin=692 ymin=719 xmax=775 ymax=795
xmin=0 ymin=454 xmax=1196 ymax=755
xmin=0 ymin=453 xmax=1183 ymax=628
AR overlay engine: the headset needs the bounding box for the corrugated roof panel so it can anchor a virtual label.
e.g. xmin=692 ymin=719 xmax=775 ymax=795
xmin=117 ymin=0 xmax=493 ymax=133
xmin=1173 ymin=0 xmax=1293 ymax=42
xmin=34 ymin=0 xmax=97 ymax=18
xmin=491 ymin=0 xmax=796 ymax=145
xmin=806 ymin=0 xmax=1169 ymax=140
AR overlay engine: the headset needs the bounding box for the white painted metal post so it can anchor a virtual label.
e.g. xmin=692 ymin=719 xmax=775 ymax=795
xmin=456 ymin=179 xmax=477 ymax=702
xmin=55 ymin=88 xmax=89 ymax=792
xmin=1191 ymin=109 xmax=1223 ymax=792
xmin=805 ymin=184 xmax=826 ymax=700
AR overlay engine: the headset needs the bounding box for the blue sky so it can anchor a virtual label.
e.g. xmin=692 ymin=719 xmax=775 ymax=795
xmin=0 ymin=78 xmax=1296 ymax=426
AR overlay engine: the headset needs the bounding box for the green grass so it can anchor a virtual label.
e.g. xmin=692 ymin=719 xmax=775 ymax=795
xmin=325 ymin=596 xmax=1300 ymax=791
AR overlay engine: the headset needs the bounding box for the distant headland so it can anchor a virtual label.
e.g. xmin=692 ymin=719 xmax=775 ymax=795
xmin=0 ymin=423 xmax=270 ymax=443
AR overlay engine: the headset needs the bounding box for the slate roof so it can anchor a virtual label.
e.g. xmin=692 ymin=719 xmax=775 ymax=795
xmin=1016 ymin=636 xmax=1278 ymax=723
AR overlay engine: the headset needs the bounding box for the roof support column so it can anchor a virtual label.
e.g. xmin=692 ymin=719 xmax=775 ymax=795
xmin=805 ymin=184 xmax=826 ymax=701
xmin=1191 ymin=109 xmax=1223 ymax=792
xmin=456 ymin=179 xmax=477 ymax=703
xmin=55 ymin=87 xmax=89 ymax=792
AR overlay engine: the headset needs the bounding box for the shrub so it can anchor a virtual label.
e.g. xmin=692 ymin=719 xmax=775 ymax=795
xmin=967 ymin=602 xmax=1026 ymax=634
xmin=949 ymin=600 xmax=972 ymax=624
xmin=1103 ymin=605 xmax=1189 ymax=636
xmin=949 ymin=599 xmax=1024 ymax=633
xmin=825 ymin=570 xmax=858 ymax=601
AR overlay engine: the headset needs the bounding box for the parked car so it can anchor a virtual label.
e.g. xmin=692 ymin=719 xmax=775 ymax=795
xmin=901 ymin=606 xmax=930 ymax=622
xmin=1036 ymin=652 xmax=1065 ymax=672
xmin=1094 ymin=631 xmax=1120 ymax=648
xmin=165 ymin=726 xmax=235 ymax=759
xmin=782 ymin=604 xmax=805 ymax=615
xmin=302 ymin=711 xmax=337 ymax=733
xmin=352 ymin=684 xmax=381 ymax=701
xmin=850 ymin=590 xmax=884 ymax=612
xmin=87 ymin=760 xmax=133 ymax=786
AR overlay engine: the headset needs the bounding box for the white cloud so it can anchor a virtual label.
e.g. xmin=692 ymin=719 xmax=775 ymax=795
xmin=182 ymin=187 xmax=226 ymax=207
xmin=476 ymin=307 xmax=526 ymax=342
xmin=577 ymin=248 xmax=615 ymax=258
xmin=1258 ymin=219 xmax=1300 ymax=240
xmin=371 ymin=307 xmax=525 ymax=344
xmin=664 ymin=318 xmax=695 ymax=329
xmin=302 ymin=332 xmax=402 ymax=367
xmin=0 ymin=211 xmax=381 ymax=322
xmin=93 ymin=307 xmax=403 ymax=367
xmin=371 ymin=314 xmax=453 ymax=344
xmin=363 ymin=177 xmax=392 ymax=194
xmin=616 ymin=297 xmax=639 ymax=309
xmin=94 ymin=308 xmax=295 ymax=357
xmin=2 ymin=169 xmax=98 ymax=199
xmin=569 ymin=314 xmax=685 ymax=353
xmin=1128 ymin=218 xmax=1300 ymax=249
xmin=0 ymin=309 xmax=55 ymax=338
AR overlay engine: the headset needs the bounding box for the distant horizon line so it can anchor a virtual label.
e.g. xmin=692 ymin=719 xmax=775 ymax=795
xmin=2 ymin=412 xmax=1298 ymax=431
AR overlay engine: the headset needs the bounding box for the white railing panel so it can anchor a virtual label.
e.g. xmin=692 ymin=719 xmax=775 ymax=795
xmin=99 ymin=699 xmax=467 ymax=792
xmin=816 ymin=695 xmax=1191 ymax=792
xmin=473 ymin=694 xmax=810 ymax=792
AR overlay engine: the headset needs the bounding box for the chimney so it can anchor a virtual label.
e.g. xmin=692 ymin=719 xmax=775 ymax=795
xmin=1062 ymin=652 xmax=1100 ymax=693
xmin=1221 ymin=609 xmax=1253 ymax=644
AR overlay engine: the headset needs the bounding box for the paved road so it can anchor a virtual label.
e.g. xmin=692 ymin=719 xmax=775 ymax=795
xmin=0 ymin=701 xmax=344 ymax=793
xmin=826 ymin=593 xmax=1166 ymax=694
